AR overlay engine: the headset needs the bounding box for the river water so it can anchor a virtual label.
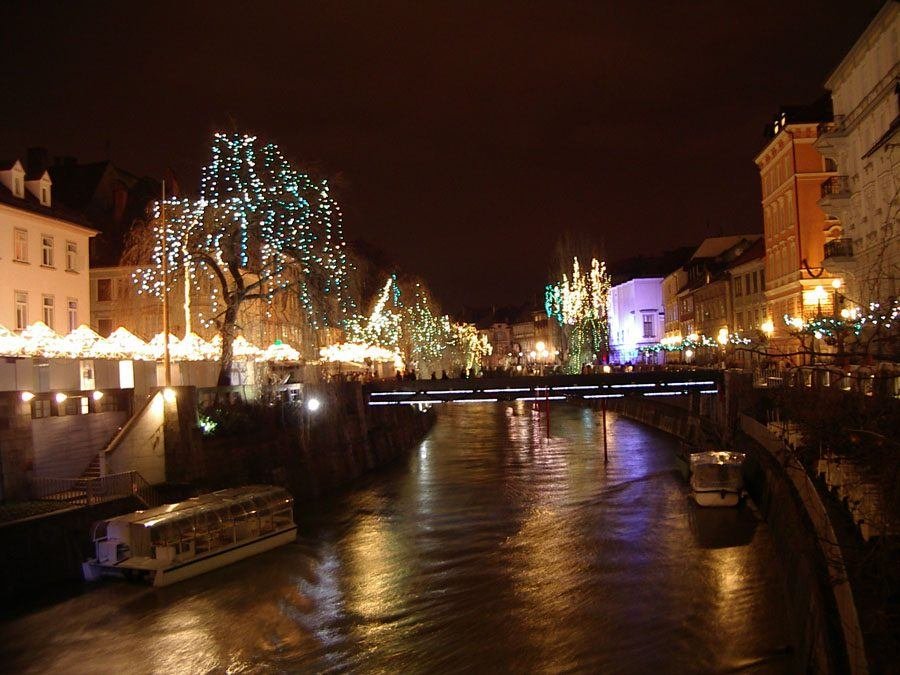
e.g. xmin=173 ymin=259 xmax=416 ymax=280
xmin=0 ymin=404 xmax=794 ymax=673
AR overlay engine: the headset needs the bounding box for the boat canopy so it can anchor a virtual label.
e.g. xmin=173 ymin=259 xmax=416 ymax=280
xmin=106 ymin=485 xmax=294 ymax=557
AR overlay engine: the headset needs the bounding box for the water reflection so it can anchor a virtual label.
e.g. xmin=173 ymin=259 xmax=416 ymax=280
xmin=0 ymin=404 xmax=793 ymax=673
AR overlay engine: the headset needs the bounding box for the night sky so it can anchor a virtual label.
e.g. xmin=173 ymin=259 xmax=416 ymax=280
xmin=0 ymin=1 xmax=885 ymax=310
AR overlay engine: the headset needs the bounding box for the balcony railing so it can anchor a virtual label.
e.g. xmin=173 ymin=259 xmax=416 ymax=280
xmin=824 ymin=238 xmax=854 ymax=260
xmin=821 ymin=175 xmax=850 ymax=199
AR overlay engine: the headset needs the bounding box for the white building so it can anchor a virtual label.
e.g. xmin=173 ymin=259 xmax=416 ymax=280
xmin=0 ymin=159 xmax=97 ymax=334
xmin=816 ymin=1 xmax=900 ymax=308
xmin=608 ymin=277 xmax=664 ymax=364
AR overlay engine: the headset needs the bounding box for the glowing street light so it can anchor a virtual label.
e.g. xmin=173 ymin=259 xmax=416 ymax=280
xmin=306 ymin=397 xmax=321 ymax=413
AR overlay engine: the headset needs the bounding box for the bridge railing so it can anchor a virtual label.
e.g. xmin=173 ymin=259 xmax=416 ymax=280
xmin=364 ymin=370 xmax=723 ymax=405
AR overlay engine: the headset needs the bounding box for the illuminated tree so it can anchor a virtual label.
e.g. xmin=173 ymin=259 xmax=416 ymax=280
xmin=129 ymin=133 xmax=355 ymax=384
xmin=344 ymin=275 xmax=492 ymax=375
xmin=344 ymin=275 xmax=403 ymax=354
xmin=545 ymin=257 xmax=611 ymax=372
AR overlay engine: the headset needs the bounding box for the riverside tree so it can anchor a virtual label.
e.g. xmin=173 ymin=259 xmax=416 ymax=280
xmin=545 ymin=256 xmax=611 ymax=372
xmin=345 ymin=274 xmax=491 ymax=375
xmin=128 ymin=133 xmax=355 ymax=384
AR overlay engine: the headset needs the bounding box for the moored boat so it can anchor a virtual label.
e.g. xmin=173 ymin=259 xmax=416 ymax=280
xmin=82 ymin=485 xmax=297 ymax=587
xmin=689 ymin=451 xmax=746 ymax=507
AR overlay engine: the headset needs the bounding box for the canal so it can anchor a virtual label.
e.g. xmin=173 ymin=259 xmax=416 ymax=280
xmin=0 ymin=404 xmax=794 ymax=673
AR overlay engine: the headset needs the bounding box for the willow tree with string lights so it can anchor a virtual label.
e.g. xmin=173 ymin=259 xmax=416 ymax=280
xmin=545 ymin=257 xmax=611 ymax=372
xmin=128 ymin=133 xmax=355 ymax=384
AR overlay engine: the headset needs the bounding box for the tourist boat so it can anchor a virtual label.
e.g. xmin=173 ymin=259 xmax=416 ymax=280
xmin=689 ymin=451 xmax=746 ymax=507
xmin=82 ymin=485 xmax=297 ymax=587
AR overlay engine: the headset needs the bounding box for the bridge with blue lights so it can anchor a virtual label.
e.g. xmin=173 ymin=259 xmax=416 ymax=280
xmin=364 ymin=370 xmax=722 ymax=406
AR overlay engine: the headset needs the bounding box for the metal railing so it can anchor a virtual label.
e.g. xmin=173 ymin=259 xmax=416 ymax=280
xmin=31 ymin=471 xmax=161 ymax=508
xmin=820 ymin=175 xmax=850 ymax=199
xmin=824 ymin=238 xmax=854 ymax=259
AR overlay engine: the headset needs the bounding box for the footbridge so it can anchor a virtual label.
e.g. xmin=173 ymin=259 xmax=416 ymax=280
xmin=364 ymin=370 xmax=722 ymax=406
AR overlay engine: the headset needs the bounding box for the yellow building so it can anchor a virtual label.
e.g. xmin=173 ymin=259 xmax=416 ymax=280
xmin=755 ymin=101 xmax=840 ymax=360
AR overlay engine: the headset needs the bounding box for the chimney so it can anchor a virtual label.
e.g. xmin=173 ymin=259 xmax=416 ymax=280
xmin=27 ymin=147 xmax=50 ymax=175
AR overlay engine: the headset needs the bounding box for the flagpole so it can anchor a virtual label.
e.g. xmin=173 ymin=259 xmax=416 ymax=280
xmin=161 ymin=180 xmax=172 ymax=386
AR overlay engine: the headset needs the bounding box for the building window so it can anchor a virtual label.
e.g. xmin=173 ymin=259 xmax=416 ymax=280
xmin=42 ymin=295 xmax=54 ymax=328
xmin=67 ymin=299 xmax=78 ymax=332
xmin=15 ymin=291 xmax=27 ymax=330
xmin=31 ymin=399 xmax=51 ymax=419
xmin=642 ymin=313 xmax=654 ymax=339
xmin=759 ymin=269 xmax=765 ymax=291
xmin=752 ymin=271 xmax=759 ymax=294
xmin=14 ymin=229 xmax=28 ymax=262
xmin=66 ymin=241 xmax=77 ymax=271
xmin=98 ymin=318 xmax=113 ymax=337
xmin=41 ymin=235 xmax=54 ymax=267
xmin=734 ymin=278 xmax=742 ymax=297
xmin=13 ymin=176 xmax=23 ymax=197
xmin=96 ymin=278 xmax=112 ymax=302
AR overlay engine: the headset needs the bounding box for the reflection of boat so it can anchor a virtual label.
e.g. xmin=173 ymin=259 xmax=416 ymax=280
xmin=689 ymin=451 xmax=746 ymax=507
xmin=83 ymin=485 xmax=296 ymax=587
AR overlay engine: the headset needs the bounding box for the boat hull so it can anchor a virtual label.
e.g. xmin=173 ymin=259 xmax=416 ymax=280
xmin=84 ymin=526 xmax=297 ymax=587
xmin=154 ymin=526 xmax=297 ymax=587
xmin=691 ymin=489 xmax=741 ymax=508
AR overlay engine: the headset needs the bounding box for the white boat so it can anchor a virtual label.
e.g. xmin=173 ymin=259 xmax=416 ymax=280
xmin=689 ymin=451 xmax=746 ymax=507
xmin=82 ymin=485 xmax=297 ymax=587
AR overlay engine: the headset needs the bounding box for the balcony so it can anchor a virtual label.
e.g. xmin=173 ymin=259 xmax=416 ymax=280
xmin=821 ymin=175 xmax=850 ymax=199
xmin=824 ymin=238 xmax=853 ymax=260
xmin=816 ymin=115 xmax=845 ymax=139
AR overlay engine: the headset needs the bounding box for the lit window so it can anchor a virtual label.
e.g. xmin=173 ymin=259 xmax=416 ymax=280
xmin=41 ymin=235 xmax=54 ymax=267
xmin=66 ymin=241 xmax=77 ymax=271
xmin=15 ymin=291 xmax=27 ymax=330
xmin=67 ymin=299 xmax=78 ymax=332
xmin=42 ymin=295 xmax=54 ymax=328
xmin=14 ymin=229 xmax=27 ymax=262
xmin=642 ymin=313 xmax=654 ymax=339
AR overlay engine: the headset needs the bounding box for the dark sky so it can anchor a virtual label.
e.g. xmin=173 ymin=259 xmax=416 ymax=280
xmin=0 ymin=1 xmax=885 ymax=310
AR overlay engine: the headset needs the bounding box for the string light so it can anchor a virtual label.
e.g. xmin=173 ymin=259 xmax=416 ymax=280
xmin=133 ymin=133 xmax=356 ymax=357
xmin=545 ymin=257 xmax=611 ymax=372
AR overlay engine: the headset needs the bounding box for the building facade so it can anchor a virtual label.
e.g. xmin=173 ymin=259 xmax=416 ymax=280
xmin=755 ymin=105 xmax=838 ymax=359
xmin=815 ymin=1 xmax=900 ymax=309
xmin=608 ymin=277 xmax=664 ymax=364
xmin=0 ymin=160 xmax=97 ymax=335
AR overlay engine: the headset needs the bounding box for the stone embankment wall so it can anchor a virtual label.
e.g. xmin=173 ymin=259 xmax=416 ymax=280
xmin=609 ymin=392 xmax=855 ymax=674
xmin=186 ymin=382 xmax=434 ymax=500
xmin=0 ymin=497 xmax=143 ymax=601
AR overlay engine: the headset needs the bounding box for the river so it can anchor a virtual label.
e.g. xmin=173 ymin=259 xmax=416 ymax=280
xmin=0 ymin=403 xmax=794 ymax=673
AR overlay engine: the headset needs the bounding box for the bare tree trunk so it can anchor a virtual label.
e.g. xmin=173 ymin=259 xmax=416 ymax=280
xmin=217 ymin=301 xmax=239 ymax=386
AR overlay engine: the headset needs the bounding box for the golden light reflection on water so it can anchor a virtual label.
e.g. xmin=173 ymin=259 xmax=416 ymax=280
xmin=0 ymin=404 xmax=793 ymax=674
xmin=340 ymin=512 xmax=403 ymax=631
